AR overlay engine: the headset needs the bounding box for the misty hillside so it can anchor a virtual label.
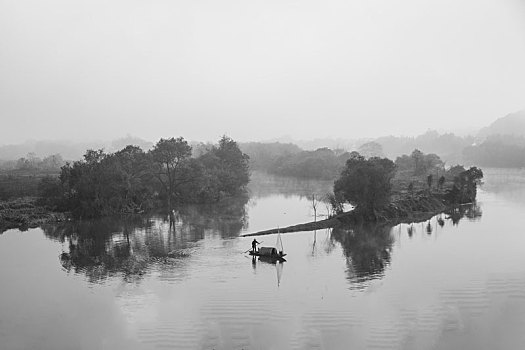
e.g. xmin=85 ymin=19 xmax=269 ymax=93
xmin=462 ymin=111 xmax=525 ymax=168
xmin=374 ymin=131 xmax=472 ymax=164
xmin=478 ymin=111 xmax=525 ymax=139
xmin=2 ymin=111 xmax=525 ymax=169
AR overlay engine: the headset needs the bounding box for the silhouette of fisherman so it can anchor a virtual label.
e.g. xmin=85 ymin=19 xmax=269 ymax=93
xmin=251 ymin=239 xmax=260 ymax=253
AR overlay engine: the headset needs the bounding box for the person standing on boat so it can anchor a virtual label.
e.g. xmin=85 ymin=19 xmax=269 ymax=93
xmin=252 ymin=239 xmax=260 ymax=253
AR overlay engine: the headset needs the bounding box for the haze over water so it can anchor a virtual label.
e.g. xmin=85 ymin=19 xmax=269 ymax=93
xmin=0 ymin=170 xmax=524 ymax=349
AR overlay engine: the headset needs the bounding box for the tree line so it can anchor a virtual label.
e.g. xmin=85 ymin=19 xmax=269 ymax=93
xmin=39 ymin=136 xmax=250 ymax=218
xmin=0 ymin=153 xmax=65 ymax=172
xmin=240 ymin=142 xmax=351 ymax=180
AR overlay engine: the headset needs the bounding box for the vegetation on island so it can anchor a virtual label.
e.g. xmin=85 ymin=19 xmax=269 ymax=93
xmin=334 ymin=152 xmax=396 ymax=219
xmin=331 ymin=149 xmax=483 ymax=223
xmin=39 ymin=136 xmax=249 ymax=218
xmin=244 ymin=149 xmax=484 ymax=238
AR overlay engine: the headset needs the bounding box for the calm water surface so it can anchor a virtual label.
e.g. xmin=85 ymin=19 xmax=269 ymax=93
xmin=1 ymin=171 xmax=525 ymax=350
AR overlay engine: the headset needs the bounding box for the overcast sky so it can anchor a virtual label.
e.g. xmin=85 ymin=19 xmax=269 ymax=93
xmin=1 ymin=0 xmax=525 ymax=144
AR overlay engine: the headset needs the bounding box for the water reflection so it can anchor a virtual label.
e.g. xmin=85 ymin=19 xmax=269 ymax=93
xmin=444 ymin=203 xmax=483 ymax=225
xmin=42 ymin=196 xmax=249 ymax=283
xmin=330 ymin=202 xmax=483 ymax=289
xmin=251 ymin=255 xmax=285 ymax=287
xmin=39 ymin=182 xmax=482 ymax=287
xmin=331 ymin=223 xmax=394 ymax=288
xmin=248 ymin=171 xmax=333 ymax=199
xmin=170 ymin=195 xmax=249 ymax=239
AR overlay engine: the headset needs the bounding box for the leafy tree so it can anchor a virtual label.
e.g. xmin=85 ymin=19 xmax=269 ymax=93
xmin=411 ymin=149 xmax=425 ymax=175
xmin=447 ymin=165 xmax=466 ymax=178
xmin=57 ymin=149 xmax=111 ymax=217
xmin=438 ymin=175 xmax=445 ymax=190
xmin=215 ymin=135 xmax=250 ymax=194
xmin=112 ymin=145 xmax=153 ymax=212
xmin=198 ymin=136 xmax=250 ymax=200
xmin=55 ymin=147 xmax=155 ymax=217
xmin=445 ymin=167 xmax=484 ymax=204
xmin=325 ymin=191 xmax=345 ymax=216
xmin=334 ymin=153 xmax=396 ymax=218
xmin=396 ymin=149 xmax=444 ymax=176
xmin=37 ymin=176 xmax=65 ymax=210
xmin=149 ymin=137 xmax=192 ymax=209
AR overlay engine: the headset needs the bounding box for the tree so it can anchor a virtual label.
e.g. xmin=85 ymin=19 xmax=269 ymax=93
xmin=326 ymin=191 xmax=345 ymax=216
xmin=407 ymin=182 xmax=414 ymax=195
xmin=427 ymin=174 xmax=433 ymax=190
xmin=334 ymin=153 xmax=396 ymax=218
xmin=438 ymin=175 xmax=445 ymax=190
xmin=396 ymin=149 xmax=444 ymax=176
xmin=113 ymin=145 xmax=153 ymax=212
xmin=309 ymin=194 xmax=319 ymax=222
xmin=445 ymin=167 xmax=484 ymax=204
xmin=149 ymin=137 xmax=192 ymax=209
xmin=411 ymin=149 xmax=425 ymax=175
xmin=198 ymin=136 xmax=250 ymax=199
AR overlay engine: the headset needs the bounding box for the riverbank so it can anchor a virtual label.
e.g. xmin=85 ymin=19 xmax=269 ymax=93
xmin=0 ymin=198 xmax=69 ymax=232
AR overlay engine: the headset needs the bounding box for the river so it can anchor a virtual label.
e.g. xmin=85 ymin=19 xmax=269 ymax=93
xmin=0 ymin=170 xmax=524 ymax=350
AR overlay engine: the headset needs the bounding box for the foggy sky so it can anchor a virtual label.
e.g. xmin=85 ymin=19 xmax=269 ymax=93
xmin=1 ymin=0 xmax=525 ymax=144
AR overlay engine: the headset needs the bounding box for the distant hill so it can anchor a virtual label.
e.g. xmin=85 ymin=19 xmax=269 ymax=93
xmin=478 ymin=110 xmax=525 ymax=139
xmin=463 ymin=110 xmax=525 ymax=168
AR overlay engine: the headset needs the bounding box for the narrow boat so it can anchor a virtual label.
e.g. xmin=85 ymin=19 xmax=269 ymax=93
xmin=248 ymin=230 xmax=287 ymax=261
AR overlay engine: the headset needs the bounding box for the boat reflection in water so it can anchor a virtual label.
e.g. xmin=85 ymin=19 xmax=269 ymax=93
xmin=249 ymin=230 xmax=286 ymax=286
xmin=251 ymin=255 xmax=285 ymax=287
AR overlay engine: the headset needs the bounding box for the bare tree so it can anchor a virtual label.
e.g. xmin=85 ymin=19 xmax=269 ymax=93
xmin=309 ymin=194 xmax=319 ymax=222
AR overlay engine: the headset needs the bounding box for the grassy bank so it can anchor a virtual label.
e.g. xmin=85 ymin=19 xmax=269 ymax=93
xmin=0 ymin=197 xmax=69 ymax=232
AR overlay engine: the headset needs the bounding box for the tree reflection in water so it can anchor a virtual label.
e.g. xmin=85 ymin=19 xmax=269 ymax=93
xmin=445 ymin=203 xmax=483 ymax=225
xmin=331 ymin=223 xmax=394 ymax=288
xmin=42 ymin=196 xmax=249 ymax=283
xmin=330 ymin=202 xmax=483 ymax=288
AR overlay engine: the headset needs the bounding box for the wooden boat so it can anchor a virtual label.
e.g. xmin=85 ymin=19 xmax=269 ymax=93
xmin=248 ymin=230 xmax=286 ymax=261
xmin=249 ymin=247 xmax=287 ymax=261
